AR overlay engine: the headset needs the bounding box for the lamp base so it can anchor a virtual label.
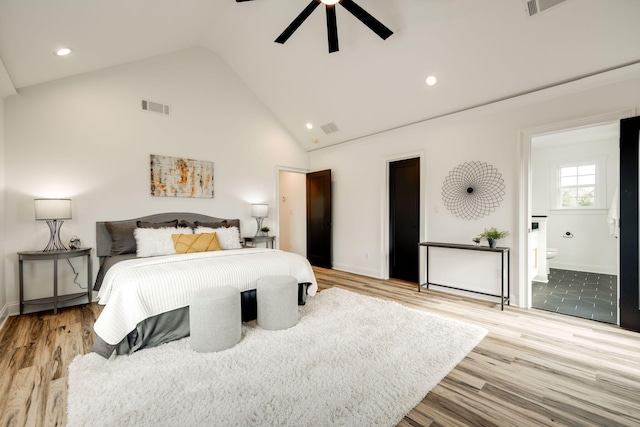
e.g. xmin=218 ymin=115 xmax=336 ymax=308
xmin=255 ymin=217 xmax=264 ymax=237
xmin=43 ymin=220 xmax=68 ymax=251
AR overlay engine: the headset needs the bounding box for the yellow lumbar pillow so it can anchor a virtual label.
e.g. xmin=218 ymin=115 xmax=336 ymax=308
xmin=172 ymin=233 xmax=222 ymax=254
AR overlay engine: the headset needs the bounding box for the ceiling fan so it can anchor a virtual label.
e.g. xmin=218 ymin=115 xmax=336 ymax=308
xmin=236 ymin=0 xmax=393 ymax=53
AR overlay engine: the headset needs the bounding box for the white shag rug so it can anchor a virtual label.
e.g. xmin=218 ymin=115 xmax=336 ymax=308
xmin=68 ymin=288 xmax=487 ymax=427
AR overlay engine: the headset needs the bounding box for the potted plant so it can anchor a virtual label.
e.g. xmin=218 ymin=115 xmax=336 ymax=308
xmin=480 ymin=227 xmax=509 ymax=248
xmin=260 ymin=226 xmax=270 ymax=236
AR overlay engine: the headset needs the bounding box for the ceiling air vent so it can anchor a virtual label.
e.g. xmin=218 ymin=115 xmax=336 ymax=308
xmin=320 ymin=122 xmax=339 ymax=135
xmin=524 ymin=0 xmax=568 ymax=17
xmin=141 ymin=99 xmax=171 ymax=116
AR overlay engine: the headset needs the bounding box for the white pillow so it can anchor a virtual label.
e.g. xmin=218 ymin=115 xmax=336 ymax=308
xmin=134 ymin=227 xmax=192 ymax=257
xmin=195 ymin=226 xmax=242 ymax=250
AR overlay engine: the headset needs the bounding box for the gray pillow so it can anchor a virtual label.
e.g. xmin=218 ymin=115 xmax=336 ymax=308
xmin=195 ymin=220 xmax=227 ymax=229
xmin=178 ymin=220 xmax=196 ymax=230
xmin=225 ymin=219 xmax=240 ymax=230
xmin=136 ymin=220 xmax=178 ymax=229
xmin=105 ymin=223 xmax=137 ymax=255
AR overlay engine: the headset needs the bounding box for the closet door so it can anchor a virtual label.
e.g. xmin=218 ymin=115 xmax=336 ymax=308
xmin=306 ymin=170 xmax=332 ymax=268
xmin=619 ymin=115 xmax=640 ymax=332
xmin=389 ymin=158 xmax=420 ymax=283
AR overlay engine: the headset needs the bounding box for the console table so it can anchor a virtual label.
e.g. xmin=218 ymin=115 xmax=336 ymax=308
xmin=419 ymin=242 xmax=510 ymax=310
xmin=18 ymin=248 xmax=92 ymax=314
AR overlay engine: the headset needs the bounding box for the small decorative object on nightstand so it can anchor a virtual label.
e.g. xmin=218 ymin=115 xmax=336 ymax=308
xmin=69 ymin=236 xmax=81 ymax=249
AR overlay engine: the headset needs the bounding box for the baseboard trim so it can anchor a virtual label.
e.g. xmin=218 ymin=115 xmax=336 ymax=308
xmin=533 ymin=274 xmax=549 ymax=283
xmin=330 ymin=263 xmax=381 ymax=279
xmin=7 ymin=302 xmax=20 ymax=316
xmin=549 ymin=262 xmax=617 ymax=276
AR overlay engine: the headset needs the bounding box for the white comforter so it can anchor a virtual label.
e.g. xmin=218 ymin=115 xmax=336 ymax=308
xmin=94 ymin=248 xmax=318 ymax=345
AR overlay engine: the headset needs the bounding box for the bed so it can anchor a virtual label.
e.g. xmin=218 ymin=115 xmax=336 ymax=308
xmin=91 ymin=212 xmax=317 ymax=358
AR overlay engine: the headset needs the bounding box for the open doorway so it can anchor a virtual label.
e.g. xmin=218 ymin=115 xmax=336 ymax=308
xmin=529 ymin=123 xmax=619 ymax=323
xmin=277 ymin=169 xmax=307 ymax=257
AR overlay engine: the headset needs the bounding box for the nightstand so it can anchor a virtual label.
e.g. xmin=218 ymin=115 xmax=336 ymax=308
xmin=18 ymin=248 xmax=92 ymax=314
xmin=243 ymin=236 xmax=276 ymax=249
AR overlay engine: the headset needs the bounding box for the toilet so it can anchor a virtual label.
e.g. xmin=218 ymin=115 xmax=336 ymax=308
xmin=546 ymin=247 xmax=558 ymax=274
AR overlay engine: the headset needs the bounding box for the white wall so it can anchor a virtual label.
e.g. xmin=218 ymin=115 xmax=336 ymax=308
xmin=0 ymin=98 xmax=7 ymax=327
xmin=309 ymin=67 xmax=640 ymax=306
xmin=532 ymin=138 xmax=618 ymax=274
xmin=278 ymin=170 xmax=306 ymax=256
xmin=3 ymin=47 xmax=309 ymax=314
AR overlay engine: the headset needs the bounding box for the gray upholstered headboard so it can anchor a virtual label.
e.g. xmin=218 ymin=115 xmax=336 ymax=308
xmin=96 ymin=212 xmax=241 ymax=258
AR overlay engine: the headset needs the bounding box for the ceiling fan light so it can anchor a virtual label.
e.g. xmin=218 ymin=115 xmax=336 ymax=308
xmin=55 ymin=48 xmax=72 ymax=56
xmin=321 ymin=0 xmax=340 ymax=5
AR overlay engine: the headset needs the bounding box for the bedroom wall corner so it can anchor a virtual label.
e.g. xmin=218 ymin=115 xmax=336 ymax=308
xmin=0 ymin=96 xmax=8 ymax=329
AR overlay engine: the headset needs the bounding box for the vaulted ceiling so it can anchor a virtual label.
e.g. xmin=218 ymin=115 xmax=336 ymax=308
xmin=1 ymin=0 xmax=639 ymax=151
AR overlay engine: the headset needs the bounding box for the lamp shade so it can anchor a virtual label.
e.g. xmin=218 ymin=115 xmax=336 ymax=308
xmin=251 ymin=204 xmax=269 ymax=218
xmin=34 ymin=199 xmax=72 ymax=220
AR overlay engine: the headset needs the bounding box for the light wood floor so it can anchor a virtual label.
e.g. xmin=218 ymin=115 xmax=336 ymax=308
xmin=1 ymin=267 xmax=640 ymax=426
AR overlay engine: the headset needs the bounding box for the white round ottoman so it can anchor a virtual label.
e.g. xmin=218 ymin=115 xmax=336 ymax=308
xmin=257 ymin=275 xmax=298 ymax=330
xmin=189 ymin=286 xmax=241 ymax=353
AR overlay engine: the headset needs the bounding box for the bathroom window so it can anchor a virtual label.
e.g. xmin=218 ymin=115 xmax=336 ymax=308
xmin=554 ymin=159 xmax=606 ymax=210
xmin=560 ymin=164 xmax=596 ymax=207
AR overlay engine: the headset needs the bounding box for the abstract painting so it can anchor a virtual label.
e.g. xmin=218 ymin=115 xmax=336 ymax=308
xmin=150 ymin=155 xmax=214 ymax=198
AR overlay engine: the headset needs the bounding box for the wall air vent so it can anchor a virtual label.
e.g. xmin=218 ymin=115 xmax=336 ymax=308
xmin=524 ymin=0 xmax=568 ymax=17
xmin=141 ymin=99 xmax=171 ymax=116
xmin=320 ymin=122 xmax=339 ymax=135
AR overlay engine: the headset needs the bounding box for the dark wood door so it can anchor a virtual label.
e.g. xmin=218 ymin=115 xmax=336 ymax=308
xmin=307 ymin=170 xmax=332 ymax=268
xmin=389 ymin=158 xmax=420 ymax=283
xmin=620 ymin=115 xmax=640 ymax=332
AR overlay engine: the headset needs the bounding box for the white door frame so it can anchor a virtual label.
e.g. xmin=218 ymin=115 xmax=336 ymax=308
xmin=518 ymin=109 xmax=634 ymax=309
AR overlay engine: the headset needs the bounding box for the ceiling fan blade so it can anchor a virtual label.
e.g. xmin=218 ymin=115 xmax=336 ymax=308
xmin=326 ymin=4 xmax=339 ymax=53
xmin=235 ymin=0 xmax=254 ymax=2
xmin=340 ymin=0 xmax=393 ymax=40
xmin=275 ymin=0 xmax=322 ymax=44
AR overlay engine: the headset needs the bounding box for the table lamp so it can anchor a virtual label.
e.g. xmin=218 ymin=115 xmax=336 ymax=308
xmin=251 ymin=204 xmax=268 ymax=237
xmin=34 ymin=198 xmax=72 ymax=251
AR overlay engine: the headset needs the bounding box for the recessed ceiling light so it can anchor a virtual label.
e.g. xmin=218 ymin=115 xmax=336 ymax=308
xmin=306 ymin=123 xmax=313 ymax=130
xmin=55 ymin=48 xmax=72 ymax=56
xmin=425 ymin=75 xmax=438 ymax=86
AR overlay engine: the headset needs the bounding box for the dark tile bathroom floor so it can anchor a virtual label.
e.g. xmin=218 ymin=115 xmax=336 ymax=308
xmin=532 ymin=268 xmax=617 ymax=324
